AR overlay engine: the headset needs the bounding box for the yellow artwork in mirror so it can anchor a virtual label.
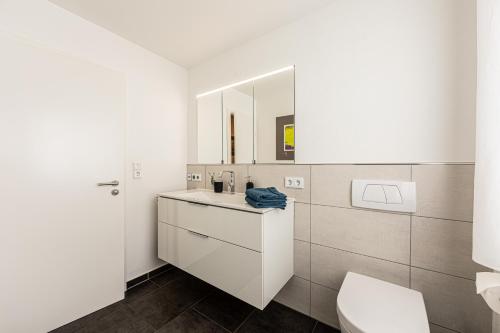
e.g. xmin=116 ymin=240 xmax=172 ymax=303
xmin=284 ymin=124 xmax=295 ymax=152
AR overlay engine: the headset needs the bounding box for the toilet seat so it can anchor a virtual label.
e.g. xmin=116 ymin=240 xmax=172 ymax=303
xmin=337 ymin=272 xmax=430 ymax=333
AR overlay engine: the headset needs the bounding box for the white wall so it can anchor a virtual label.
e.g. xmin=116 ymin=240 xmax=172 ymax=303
xmin=189 ymin=0 xmax=476 ymax=164
xmin=0 ymin=0 xmax=188 ymax=280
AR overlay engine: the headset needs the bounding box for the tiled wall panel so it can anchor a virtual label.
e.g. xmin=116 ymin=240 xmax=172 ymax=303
xmin=411 ymin=268 xmax=491 ymax=333
xmin=311 ymin=205 xmax=410 ymax=264
xmin=274 ymin=276 xmax=311 ymax=316
xmin=311 ymin=244 xmax=410 ymax=290
xmin=413 ymin=165 xmax=474 ymax=222
xmin=186 ymin=163 xmax=489 ymax=332
xmin=310 ymin=283 xmax=339 ymax=328
xmin=411 ymin=216 xmax=485 ymax=279
xmin=294 ymin=203 xmax=311 ymax=242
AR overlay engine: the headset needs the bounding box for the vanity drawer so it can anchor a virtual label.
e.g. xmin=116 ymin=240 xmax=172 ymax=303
xmin=158 ymin=222 xmax=264 ymax=309
xmin=158 ymin=198 xmax=263 ymax=252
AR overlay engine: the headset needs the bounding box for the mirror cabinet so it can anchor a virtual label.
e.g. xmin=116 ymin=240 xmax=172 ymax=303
xmin=197 ymin=67 xmax=295 ymax=164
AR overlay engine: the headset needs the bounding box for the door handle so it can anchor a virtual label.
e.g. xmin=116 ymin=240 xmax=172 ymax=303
xmin=97 ymin=180 xmax=119 ymax=187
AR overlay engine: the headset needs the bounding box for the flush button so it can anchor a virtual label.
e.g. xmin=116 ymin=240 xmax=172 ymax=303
xmin=362 ymin=184 xmax=387 ymax=203
xmin=383 ymin=185 xmax=403 ymax=204
xmin=351 ymin=179 xmax=416 ymax=213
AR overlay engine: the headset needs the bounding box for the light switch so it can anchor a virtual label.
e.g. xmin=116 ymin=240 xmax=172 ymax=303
xmin=133 ymin=162 xmax=142 ymax=179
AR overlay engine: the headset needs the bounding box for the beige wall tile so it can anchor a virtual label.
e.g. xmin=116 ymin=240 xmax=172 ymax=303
xmin=311 ymin=205 xmax=410 ymax=264
xmin=311 ymin=283 xmax=339 ymax=329
xmin=294 ymin=240 xmax=311 ymax=280
xmin=311 ymin=244 xmax=409 ymax=290
xmin=274 ymin=276 xmax=311 ymax=315
xmin=294 ymin=203 xmax=311 ymax=242
xmin=412 ymin=217 xmax=484 ymax=280
xmin=413 ymin=165 xmax=474 ymax=222
xmin=187 ymin=165 xmax=206 ymax=189
xmin=411 ymin=268 xmax=491 ymax=333
xmin=248 ymin=165 xmax=311 ymax=203
xmin=205 ymin=164 xmax=249 ymax=193
xmin=430 ymin=324 xmax=456 ymax=333
xmin=311 ymin=165 xmax=411 ymax=207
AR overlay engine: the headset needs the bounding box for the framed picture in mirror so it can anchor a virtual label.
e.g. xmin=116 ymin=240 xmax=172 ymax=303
xmin=276 ymin=115 xmax=294 ymax=160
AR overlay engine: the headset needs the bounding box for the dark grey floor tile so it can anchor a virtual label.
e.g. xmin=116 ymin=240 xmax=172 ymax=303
xmin=193 ymin=289 xmax=254 ymax=331
xmin=150 ymin=267 xmax=190 ymax=287
xmin=124 ymin=280 xmax=159 ymax=304
xmin=125 ymin=289 xmax=186 ymax=329
xmin=236 ymin=301 xmax=316 ymax=333
xmin=156 ymin=309 xmax=228 ymax=333
xmin=157 ymin=274 xmax=215 ymax=309
xmin=54 ymin=302 xmax=154 ymax=333
xmin=127 ymin=274 xmax=214 ymax=329
xmin=83 ymin=304 xmax=154 ymax=333
xmin=312 ymin=321 xmax=341 ymax=333
xmin=50 ymin=301 xmax=124 ymax=333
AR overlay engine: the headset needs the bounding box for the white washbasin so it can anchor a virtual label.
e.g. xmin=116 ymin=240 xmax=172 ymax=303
xmin=157 ymin=189 xmax=293 ymax=213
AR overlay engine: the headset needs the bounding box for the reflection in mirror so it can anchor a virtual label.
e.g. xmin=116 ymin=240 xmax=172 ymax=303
xmin=254 ymin=69 xmax=295 ymax=163
xmin=222 ymin=83 xmax=254 ymax=164
xmin=197 ymin=92 xmax=222 ymax=164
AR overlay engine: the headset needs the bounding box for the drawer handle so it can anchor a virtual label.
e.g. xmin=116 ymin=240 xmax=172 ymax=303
xmin=188 ymin=230 xmax=209 ymax=238
xmin=187 ymin=201 xmax=209 ymax=207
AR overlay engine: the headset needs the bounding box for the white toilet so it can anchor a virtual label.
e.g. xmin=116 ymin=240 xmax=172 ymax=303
xmin=337 ymin=272 xmax=430 ymax=333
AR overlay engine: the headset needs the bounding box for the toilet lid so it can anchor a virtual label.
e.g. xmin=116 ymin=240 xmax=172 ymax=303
xmin=337 ymin=272 xmax=429 ymax=333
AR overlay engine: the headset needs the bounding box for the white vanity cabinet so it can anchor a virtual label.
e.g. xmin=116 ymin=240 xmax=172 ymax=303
xmin=157 ymin=191 xmax=294 ymax=310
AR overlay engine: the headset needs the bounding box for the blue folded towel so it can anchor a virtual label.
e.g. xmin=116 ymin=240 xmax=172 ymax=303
xmin=245 ymin=187 xmax=287 ymax=202
xmin=245 ymin=187 xmax=287 ymax=209
xmin=245 ymin=196 xmax=287 ymax=209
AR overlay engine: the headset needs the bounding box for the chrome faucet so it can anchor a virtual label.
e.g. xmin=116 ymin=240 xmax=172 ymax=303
xmin=220 ymin=170 xmax=235 ymax=193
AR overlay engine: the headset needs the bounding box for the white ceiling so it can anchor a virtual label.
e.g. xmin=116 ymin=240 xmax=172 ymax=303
xmin=50 ymin=0 xmax=332 ymax=68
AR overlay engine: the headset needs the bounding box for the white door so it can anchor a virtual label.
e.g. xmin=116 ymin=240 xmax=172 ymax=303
xmin=0 ymin=33 xmax=126 ymax=332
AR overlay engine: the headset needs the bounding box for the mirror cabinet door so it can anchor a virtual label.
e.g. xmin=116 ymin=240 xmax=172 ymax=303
xmin=196 ymin=68 xmax=294 ymax=165
xmin=254 ymin=69 xmax=295 ymax=163
xmin=197 ymin=92 xmax=222 ymax=164
xmin=222 ymin=82 xmax=254 ymax=164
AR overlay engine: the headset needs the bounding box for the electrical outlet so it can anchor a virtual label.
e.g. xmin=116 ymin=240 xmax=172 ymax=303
xmin=191 ymin=173 xmax=202 ymax=182
xmin=187 ymin=173 xmax=192 ymax=181
xmin=284 ymin=176 xmax=305 ymax=189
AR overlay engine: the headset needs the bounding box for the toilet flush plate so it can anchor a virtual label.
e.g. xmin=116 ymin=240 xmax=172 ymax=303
xmin=351 ymin=179 xmax=416 ymax=213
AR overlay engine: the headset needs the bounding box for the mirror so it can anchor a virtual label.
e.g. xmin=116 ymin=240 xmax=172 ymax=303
xmin=222 ymin=83 xmax=254 ymax=164
xmin=254 ymin=69 xmax=295 ymax=163
xmin=197 ymin=92 xmax=222 ymax=164
xmin=196 ymin=67 xmax=295 ymax=164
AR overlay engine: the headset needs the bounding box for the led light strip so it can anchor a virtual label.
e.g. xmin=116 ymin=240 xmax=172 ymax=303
xmin=196 ymin=65 xmax=294 ymax=99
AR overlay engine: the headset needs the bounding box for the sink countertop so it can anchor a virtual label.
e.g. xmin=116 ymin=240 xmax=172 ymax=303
xmin=157 ymin=189 xmax=294 ymax=214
